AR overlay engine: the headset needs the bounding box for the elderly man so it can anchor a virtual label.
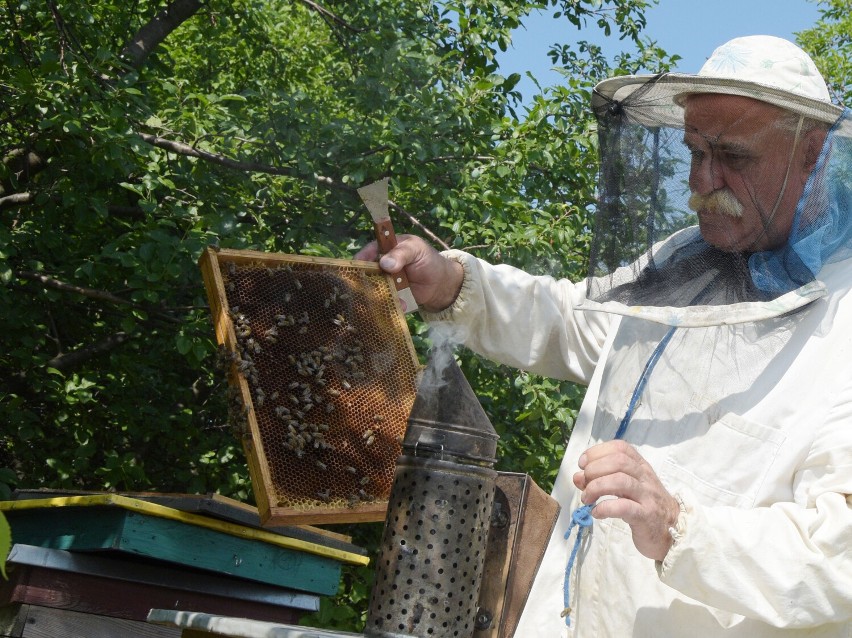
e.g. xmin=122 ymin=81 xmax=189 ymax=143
xmin=358 ymin=36 xmax=852 ymax=636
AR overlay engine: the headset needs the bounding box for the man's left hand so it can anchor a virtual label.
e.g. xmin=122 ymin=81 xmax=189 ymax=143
xmin=573 ymin=440 xmax=680 ymax=561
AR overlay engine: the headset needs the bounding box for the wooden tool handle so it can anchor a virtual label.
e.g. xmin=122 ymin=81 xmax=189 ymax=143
xmin=373 ymin=219 xmax=411 ymax=292
xmin=373 ymin=219 xmax=398 ymax=255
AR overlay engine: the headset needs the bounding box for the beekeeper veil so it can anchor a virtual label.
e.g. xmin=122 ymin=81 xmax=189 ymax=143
xmin=580 ymin=35 xmax=852 ymax=327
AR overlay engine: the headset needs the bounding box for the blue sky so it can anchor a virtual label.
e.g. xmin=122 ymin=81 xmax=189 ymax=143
xmin=498 ymin=0 xmax=823 ymax=103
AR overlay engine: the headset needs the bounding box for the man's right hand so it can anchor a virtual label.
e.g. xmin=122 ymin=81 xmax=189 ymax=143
xmin=354 ymin=235 xmax=464 ymax=313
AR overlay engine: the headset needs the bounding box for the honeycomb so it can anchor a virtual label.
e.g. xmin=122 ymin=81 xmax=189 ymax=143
xmin=200 ymin=247 xmax=421 ymax=526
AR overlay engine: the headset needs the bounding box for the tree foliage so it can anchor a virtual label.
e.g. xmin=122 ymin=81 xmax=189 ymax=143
xmin=1 ymin=0 xmax=672 ymax=495
xmin=1 ymin=0 xmax=683 ymax=628
xmin=797 ymin=0 xmax=852 ymax=105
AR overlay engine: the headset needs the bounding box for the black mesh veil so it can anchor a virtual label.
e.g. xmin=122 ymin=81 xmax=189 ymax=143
xmin=580 ymin=72 xmax=852 ymax=327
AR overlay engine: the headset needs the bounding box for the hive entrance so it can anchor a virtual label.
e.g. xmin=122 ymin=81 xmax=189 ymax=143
xmin=200 ymin=247 xmax=420 ymax=525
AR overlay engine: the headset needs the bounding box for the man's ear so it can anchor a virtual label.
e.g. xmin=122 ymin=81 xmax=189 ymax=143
xmin=802 ymin=126 xmax=828 ymax=177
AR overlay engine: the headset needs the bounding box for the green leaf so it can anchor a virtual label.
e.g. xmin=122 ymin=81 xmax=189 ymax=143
xmin=176 ymin=334 xmax=193 ymax=355
xmin=0 ymin=511 xmax=10 ymax=580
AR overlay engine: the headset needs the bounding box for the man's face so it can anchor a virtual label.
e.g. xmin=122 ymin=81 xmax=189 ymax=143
xmin=683 ymin=94 xmax=815 ymax=253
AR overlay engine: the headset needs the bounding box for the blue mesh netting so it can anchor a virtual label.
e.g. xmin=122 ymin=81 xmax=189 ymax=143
xmin=751 ymin=108 xmax=852 ymax=294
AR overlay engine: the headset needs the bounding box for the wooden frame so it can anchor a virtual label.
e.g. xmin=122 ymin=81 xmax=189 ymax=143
xmin=199 ymin=247 xmax=420 ymax=526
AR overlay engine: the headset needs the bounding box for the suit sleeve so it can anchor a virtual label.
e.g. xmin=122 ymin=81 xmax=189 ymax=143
xmin=420 ymin=250 xmax=612 ymax=385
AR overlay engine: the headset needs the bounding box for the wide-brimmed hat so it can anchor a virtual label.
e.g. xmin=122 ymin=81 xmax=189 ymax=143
xmin=593 ymin=35 xmax=843 ymax=127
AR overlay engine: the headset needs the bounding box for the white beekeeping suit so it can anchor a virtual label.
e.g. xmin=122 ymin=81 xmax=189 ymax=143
xmin=423 ymin=36 xmax=852 ymax=637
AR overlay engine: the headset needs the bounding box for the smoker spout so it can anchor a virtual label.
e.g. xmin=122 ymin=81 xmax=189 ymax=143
xmin=403 ymin=345 xmax=499 ymax=466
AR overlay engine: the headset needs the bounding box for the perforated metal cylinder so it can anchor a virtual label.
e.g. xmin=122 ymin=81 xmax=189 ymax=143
xmin=366 ymin=457 xmax=496 ymax=638
xmin=365 ymin=347 xmax=499 ymax=638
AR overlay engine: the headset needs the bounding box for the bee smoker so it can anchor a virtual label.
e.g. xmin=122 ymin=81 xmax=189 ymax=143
xmin=364 ymin=346 xmax=499 ymax=638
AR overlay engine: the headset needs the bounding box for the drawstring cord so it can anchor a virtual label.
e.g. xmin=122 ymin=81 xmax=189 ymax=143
xmin=562 ymin=326 xmax=677 ymax=626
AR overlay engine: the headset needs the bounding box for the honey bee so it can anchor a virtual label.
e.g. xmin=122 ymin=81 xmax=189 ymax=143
xmin=245 ymin=338 xmax=261 ymax=354
xmin=345 ymin=465 xmax=357 ymax=474
xmin=365 ymin=435 xmax=376 ymax=447
xmin=315 ymin=460 xmax=327 ymax=471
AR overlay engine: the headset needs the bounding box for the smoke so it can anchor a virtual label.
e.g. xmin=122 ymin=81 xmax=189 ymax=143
xmin=418 ymin=322 xmax=468 ymax=392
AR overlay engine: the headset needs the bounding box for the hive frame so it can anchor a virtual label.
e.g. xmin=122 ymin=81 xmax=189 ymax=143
xmin=200 ymin=247 xmax=420 ymax=526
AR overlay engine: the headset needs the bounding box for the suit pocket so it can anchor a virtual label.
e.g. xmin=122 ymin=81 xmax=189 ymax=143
xmin=663 ymin=409 xmax=786 ymax=508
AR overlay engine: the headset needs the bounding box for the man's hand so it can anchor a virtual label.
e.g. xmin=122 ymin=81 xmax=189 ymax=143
xmin=573 ymin=440 xmax=680 ymax=561
xmin=355 ymin=235 xmax=464 ymax=313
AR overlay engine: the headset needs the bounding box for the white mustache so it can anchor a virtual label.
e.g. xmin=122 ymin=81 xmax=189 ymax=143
xmin=688 ymin=190 xmax=744 ymax=218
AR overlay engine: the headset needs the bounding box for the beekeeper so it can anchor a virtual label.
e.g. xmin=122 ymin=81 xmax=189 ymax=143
xmin=357 ymin=35 xmax=852 ymax=636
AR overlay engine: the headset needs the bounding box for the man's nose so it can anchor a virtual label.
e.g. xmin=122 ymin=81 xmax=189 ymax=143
xmin=690 ymin=154 xmax=725 ymax=194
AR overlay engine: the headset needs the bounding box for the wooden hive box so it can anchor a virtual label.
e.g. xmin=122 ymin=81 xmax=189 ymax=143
xmin=0 ymin=494 xmax=368 ymax=597
xmin=0 ymin=493 xmax=370 ymax=637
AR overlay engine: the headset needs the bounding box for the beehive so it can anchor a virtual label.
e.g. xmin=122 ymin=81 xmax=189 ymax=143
xmin=200 ymin=247 xmax=421 ymax=526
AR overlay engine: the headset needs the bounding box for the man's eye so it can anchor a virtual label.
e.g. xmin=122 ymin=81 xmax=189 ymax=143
xmin=719 ymin=152 xmax=753 ymax=170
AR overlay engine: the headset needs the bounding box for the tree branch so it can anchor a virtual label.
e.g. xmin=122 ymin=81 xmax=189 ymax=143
xmin=2 ymin=148 xmax=46 ymax=195
xmin=47 ymin=331 xmax=130 ymax=371
xmin=136 ymin=132 xmax=348 ymax=192
xmin=389 ymin=201 xmax=450 ymax=250
xmin=120 ymin=0 xmax=204 ymax=70
xmin=16 ymin=270 xmax=182 ymax=324
xmin=135 ymin=133 xmax=451 ymax=250
xmin=0 ymin=192 xmax=34 ymax=210
xmin=296 ymin=0 xmax=364 ymax=33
